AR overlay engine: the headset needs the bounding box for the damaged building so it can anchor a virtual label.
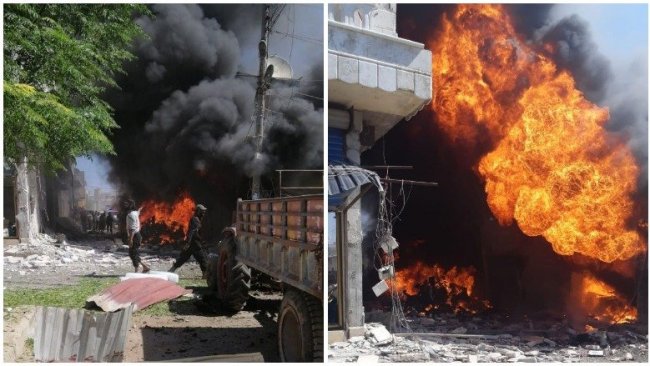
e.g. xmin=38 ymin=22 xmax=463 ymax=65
xmin=330 ymin=3 xmax=647 ymax=363
xmin=327 ymin=3 xmax=432 ymax=341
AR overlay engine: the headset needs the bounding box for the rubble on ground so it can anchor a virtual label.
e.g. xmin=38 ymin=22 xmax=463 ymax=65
xmin=328 ymin=314 xmax=648 ymax=363
xmin=3 ymin=233 xmax=188 ymax=290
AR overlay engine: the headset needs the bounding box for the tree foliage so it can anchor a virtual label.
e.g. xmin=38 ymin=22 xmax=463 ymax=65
xmin=4 ymin=4 xmax=151 ymax=171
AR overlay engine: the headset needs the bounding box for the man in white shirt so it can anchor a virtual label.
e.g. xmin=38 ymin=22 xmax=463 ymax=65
xmin=126 ymin=199 xmax=150 ymax=273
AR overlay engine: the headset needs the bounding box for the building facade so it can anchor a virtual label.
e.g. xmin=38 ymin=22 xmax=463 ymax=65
xmin=327 ymin=3 xmax=432 ymax=340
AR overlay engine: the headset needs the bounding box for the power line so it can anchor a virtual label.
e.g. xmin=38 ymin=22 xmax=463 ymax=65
xmin=272 ymin=30 xmax=322 ymax=45
xmin=294 ymin=91 xmax=323 ymax=100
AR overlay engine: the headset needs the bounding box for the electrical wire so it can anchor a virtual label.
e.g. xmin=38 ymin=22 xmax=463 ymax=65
xmin=272 ymin=30 xmax=323 ymax=45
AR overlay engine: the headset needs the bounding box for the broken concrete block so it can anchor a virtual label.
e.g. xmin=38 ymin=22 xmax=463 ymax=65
xmin=518 ymin=357 xmax=538 ymax=362
xmin=372 ymin=280 xmax=389 ymax=297
xmin=356 ymin=355 xmax=379 ymax=363
xmin=468 ymin=355 xmax=478 ymax=363
xmin=365 ymin=324 xmax=392 ymax=346
xmin=587 ymin=350 xmax=604 ymax=356
xmin=489 ymin=352 xmax=503 ymax=361
xmin=625 ymin=352 xmax=633 ymax=361
xmin=348 ymin=336 xmax=364 ymax=343
xmin=121 ymin=271 xmax=179 ymax=283
xmin=5 ymin=256 xmax=21 ymax=264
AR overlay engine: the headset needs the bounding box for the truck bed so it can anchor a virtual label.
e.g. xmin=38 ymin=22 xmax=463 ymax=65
xmin=235 ymin=195 xmax=323 ymax=300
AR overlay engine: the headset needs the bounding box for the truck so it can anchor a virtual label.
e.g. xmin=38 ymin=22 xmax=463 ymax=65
xmin=205 ymin=194 xmax=324 ymax=362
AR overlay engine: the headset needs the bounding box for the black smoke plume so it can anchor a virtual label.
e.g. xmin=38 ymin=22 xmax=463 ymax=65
xmin=106 ymin=4 xmax=323 ymax=240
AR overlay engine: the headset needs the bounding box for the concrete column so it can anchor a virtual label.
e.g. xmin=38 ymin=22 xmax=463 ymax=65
xmin=15 ymin=156 xmax=39 ymax=242
xmin=344 ymin=187 xmax=364 ymax=337
xmin=343 ymin=109 xmax=365 ymax=337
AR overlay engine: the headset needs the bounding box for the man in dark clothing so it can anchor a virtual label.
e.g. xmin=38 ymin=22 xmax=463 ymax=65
xmin=106 ymin=211 xmax=114 ymax=234
xmin=168 ymin=204 xmax=208 ymax=276
xmin=98 ymin=212 xmax=106 ymax=233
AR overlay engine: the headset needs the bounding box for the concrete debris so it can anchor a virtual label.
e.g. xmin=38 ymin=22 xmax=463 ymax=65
xmin=4 ymin=233 xmax=186 ymax=290
xmin=366 ymin=323 xmax=393 ymax=346
xmin=372 ymin=280 xmax=389 ymax=297
xmin=356 ymin=355 xmax=380 ymax=363
xmin=588 ymin=349 xmax=605 ymax=356
xmin=328 ymin=312 xmax=648 ymax=363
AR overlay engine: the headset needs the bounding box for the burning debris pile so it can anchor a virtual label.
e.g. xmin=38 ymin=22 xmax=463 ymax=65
xmin=390 ymin=262 xmax=491 ymax=316
xmin=139 ymin=191 xmax=196 ymax=245
xmin=571 ymin=273 xmax=638 ymax=326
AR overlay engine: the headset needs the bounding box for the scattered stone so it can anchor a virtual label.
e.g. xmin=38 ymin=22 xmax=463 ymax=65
xmin=625 ymin=352 xmax=633 ymax=361
xmin=468 ymin=354 xmax=478 ymax=363
xmin=489 ymin=352 xmax=503 ymax=361
xmin=356 ymin=355 xmax=379 ymax=363
xmin=5 ymin=256 xmax=21 ymax=264
xmin=365 ymin=323 xmax=393 ymax=346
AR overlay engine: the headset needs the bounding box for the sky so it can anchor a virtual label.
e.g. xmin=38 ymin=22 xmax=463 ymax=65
xmin=549 ymin=4 xmax=648 ymax=66
xmin=76 ymin=4 xmax=646 ymax=195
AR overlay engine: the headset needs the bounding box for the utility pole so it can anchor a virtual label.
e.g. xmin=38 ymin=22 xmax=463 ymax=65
xmin=251 ymin=5 xmax=272 ymax=200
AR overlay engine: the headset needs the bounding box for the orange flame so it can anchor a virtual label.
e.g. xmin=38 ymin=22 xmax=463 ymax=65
xmin=140 ymin=191 xmax=196 ymax=243
xmin=577 ymin=273 xmax=637 ymax=324
xmin=391 ymin=262 xmax=491 ymax=314
xmin=431 ymin=4 xmax=643 ymax=263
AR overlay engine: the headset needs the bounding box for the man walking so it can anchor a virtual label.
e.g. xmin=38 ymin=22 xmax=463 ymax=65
xmin=126 ymin=199 xmax=150 ymax=273
xmin=106 ymin=211 xmax=114 ymax=234
xmin=169 ymin=204 xmax=208 ymax=277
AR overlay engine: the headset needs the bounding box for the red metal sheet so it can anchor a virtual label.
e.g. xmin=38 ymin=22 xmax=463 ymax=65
xmin=88 ymin=277 xmax=191 ymax=312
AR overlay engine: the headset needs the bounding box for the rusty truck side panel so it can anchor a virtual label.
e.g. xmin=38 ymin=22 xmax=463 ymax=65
xmin=235 ymin=194 xmax=323 ymax=300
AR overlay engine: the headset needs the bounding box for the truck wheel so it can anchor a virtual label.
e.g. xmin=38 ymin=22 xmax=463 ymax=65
xmin=212 ymin=236 xmax=251 ymax=312
xmin=278 ymin=288 xmax=323 ymax=362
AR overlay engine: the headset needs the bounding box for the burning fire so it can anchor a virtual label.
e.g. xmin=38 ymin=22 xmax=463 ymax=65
xmin=431 ymin=4 xmax=644 ymax=263
xmin=140 ymin=191 xmax=196 ymax=244
xmin=576 ymin=273 xmax=637 ymax=324
xmin=391 ymin=262 xmax=491 ymax=314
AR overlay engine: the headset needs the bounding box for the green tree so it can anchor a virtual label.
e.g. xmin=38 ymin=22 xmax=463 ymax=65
xmin=4 ymin=4 xmax=151 ymax=171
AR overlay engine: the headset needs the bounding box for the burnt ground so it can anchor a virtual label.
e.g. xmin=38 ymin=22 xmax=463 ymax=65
xmin=3 ymin=233 xmax=282 ymax=362
xmin=329 ymin=311 xmax=648 ymax=363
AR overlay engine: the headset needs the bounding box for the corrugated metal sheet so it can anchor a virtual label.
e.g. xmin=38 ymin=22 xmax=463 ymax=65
xmin=328 ymin=165 xmax=381 ymax=196
xmin=328 ymin=128 xmax=347 ymax=165
xmin=87 ymin=278 xmax=190 ymax=312
xmin=34 ymin=305 xmax=133 ymax=362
